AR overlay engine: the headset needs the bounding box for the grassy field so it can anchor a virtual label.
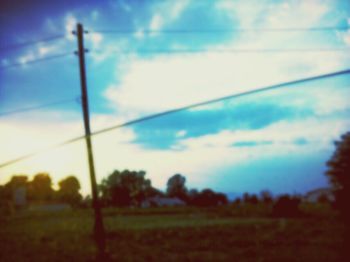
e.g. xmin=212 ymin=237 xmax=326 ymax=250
xmin=0 ymin=205 xmax=346 ymax=262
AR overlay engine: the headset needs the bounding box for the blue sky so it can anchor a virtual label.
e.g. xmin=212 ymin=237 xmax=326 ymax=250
xmin=0 ymin=0 xmax=350 ymax=196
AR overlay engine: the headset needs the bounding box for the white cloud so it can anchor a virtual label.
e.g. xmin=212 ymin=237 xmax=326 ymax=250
xmin=134 ymin=28 xmax=145 ymax=39
xmin=89 ymin=32 xmax=103 ymax=49
xmin=217 ymin=0 xmax=330 ymax=30
xmin=89 ymin=39 xmax=130 ymax=64
xmin=1 ymin=111 xmax=349 ymax=195
xmin=2 ymin=0 xmax=349 ymax=196
xmin=65 ymin=14 xmax=77 ymax=41
xmin=266 ymin=0 xmax=328 ymax=29
xmin=103 ymin=0 xmax=350 ymax=117
xmin=18 ymin=52 xmax=36 ymax=65
xmin=179 ymin=118 xmax=350 ymax=152
xmin=104 ymin=49 xmax=349 ymax=116
xmin=0 ymin=113 xmax=135 ymax=195
xmin=37 ymin=44 xmax=58 ymax=57
xmin=149 ymin=14 xmax=163 ymax=31
xmin=216 ymin=0 xmax=268 ymax=28
xmin=176 ymin=130 xmax=187 ymax=138
xmin=343 ymin=32 xmax=350 ymax=46
xmin=170 ymin=0 xmax=190 ymax=20
xmin=340 ymin=19 xmax=350 ymax=47
xmin=91 ymin=10 xmax=99 ymax=21
xmin=147 ymin=0 xmax=190 ymax=33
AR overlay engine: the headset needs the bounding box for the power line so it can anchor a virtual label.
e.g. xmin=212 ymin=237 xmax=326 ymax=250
xmin=1 ymin=68 xmax=349 ymax=169
xmin=0 ymin=52 xmax=74 ymax=71
xmin=0 ymin=135 xmax=86 ymax=169
xmin=0 ymin=34 xmax=66 ymax=52
xmin=90 ymin=47 xmax=350 ymax=55
xmin=0 ymin=97 xmax=81 ymax=117
xmin=91 ymin=68 xmax=350 ymax=136
xmin=92 ymin=26 xmax=350 ymax=34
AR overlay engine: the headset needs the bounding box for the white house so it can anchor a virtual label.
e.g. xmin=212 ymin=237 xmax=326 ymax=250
xmin=304 ymin=188 xmax=335 ymax=203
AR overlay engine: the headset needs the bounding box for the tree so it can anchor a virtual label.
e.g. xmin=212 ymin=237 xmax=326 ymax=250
xmin=100 ymin=170 xmax=154 ymax=207
xmin=58 ymin=176 xmax=82 ymax=206
xmin=3 ymin=175 xmax=28 ymax=199
xmin=260 ymin=190 xmax=273 ymax=204
xmin=28 ymin=173 xmax=53 ymax=201
xmin=166 ymin=174 xmax=187 ymax=201
xmin=243 ymin=192 xmax=259 ymax=205
xmin=188 ymin=188 xmax=228 ymax=207
xmin=272 ymin=195 xmax=301 ymax=217
xmin=326 ymin=131 xmax=350 ymax=219
xmin=4 ymin=175 xmax=28 ymax=193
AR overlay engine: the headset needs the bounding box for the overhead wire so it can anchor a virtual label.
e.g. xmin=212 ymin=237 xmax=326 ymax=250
xmin=91 ymin=26 xmax=350 ymax=34
xmin=1 ymin=68 xmax=350 ymax=169
xmin=90 ymin=68 xmax=350 ymax=136
xmin=90 ymin=47 xmax=350 ymax=55
xmin=0 ymin=52 xmax=74 ymax=71
xmin=0 ymin=34 xmax=66 ymax=52
xmin=0 ymin=97 xmax=81 ymax=117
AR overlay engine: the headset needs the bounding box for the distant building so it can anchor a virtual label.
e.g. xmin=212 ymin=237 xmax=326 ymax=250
xmin=141 ymin=196 xmax=186 ymax=208
xmin=304 ymin=188 xmax=335 ymax=203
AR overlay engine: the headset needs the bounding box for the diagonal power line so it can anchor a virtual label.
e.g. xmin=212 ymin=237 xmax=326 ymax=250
xmin=91 ymin=68 xmax=350 ymax=136
xmin=0 ymin=68 xmax=350 ymax=169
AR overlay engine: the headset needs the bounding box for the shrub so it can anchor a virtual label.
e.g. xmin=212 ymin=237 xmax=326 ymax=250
xmin=272 ymin=195 xmax=301 ymax=217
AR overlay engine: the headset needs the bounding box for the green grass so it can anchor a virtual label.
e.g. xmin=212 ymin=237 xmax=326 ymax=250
xmin=0 ymin=206 xmax=345 ymax=262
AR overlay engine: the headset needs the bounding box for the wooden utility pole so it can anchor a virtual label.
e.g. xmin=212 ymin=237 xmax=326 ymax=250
xmin=76 ymin=23 xmax=106 ymax=257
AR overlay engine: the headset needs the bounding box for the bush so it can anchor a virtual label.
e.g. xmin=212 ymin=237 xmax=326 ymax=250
xmin=272 ymin=195 xmax=302 ymax=217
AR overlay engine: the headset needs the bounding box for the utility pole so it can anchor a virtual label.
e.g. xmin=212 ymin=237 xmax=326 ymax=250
xmin=75 ymin=23 xmax=106 ymax=258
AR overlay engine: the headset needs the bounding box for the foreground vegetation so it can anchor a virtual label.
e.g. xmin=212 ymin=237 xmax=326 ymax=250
xmin=0 ymin=205 xmax=346 ymax=262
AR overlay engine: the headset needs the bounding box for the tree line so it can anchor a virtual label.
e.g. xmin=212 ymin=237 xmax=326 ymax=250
xmin=0 ymin=131 xmax=348 ymax=217
xmin=0 ymin=173 xmax=82 ymax=207
xmin=0 ymin=169 xmax=320 ymax=215
xmin=99 ymin=171 xmax=229 ymax=207
xmin=0 ymin=171 xmax=230 ymax=208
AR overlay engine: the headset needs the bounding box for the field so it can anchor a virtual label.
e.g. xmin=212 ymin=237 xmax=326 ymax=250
xmin=0 ymin=205 xmax=346 ymax=262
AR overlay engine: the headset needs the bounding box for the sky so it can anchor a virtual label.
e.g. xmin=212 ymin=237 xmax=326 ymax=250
xmin=0 ymin=0 xmax=350 ymax=196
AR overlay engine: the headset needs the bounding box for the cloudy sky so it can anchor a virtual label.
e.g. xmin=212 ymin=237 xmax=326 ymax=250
xmin=0 ymin=0 xmax=350 ymax=196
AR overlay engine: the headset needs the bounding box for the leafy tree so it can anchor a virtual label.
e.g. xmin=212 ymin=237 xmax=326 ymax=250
xmin=3 ymin=175 xmax=28 ymax=201
xmin=243 ymin=193 xmax=259 ymax=204
xmin=326 ymin=131 xmax=350 ymax=219
xmin=100 ymin=170 xmax=155 ymax=207
xmin=272 ymin=195 xmax=301 ymax=217
xmin=58 ymin=176 xmax=82 ymax=206
xmin=187 ymin=188 xmax=199 ymax=203
xmin=260 ymin=190 xmax=273 ymax=204
xmin=233 ymin=198 xmax=241 ymax=205
xmin=242 ymin=192 xmax=250 ymax=203
xmin=28 ymin=173 xmax=53 ymax=201
xmin=317 ymin=193 xmax=330 ymax=204
xmin=0 ymin=185 xmax=4 ymax=199
xmin=188 ymin=188 xmax=228 ymax=207
xmin=166 ymin=174 xmax=187 ymax=201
